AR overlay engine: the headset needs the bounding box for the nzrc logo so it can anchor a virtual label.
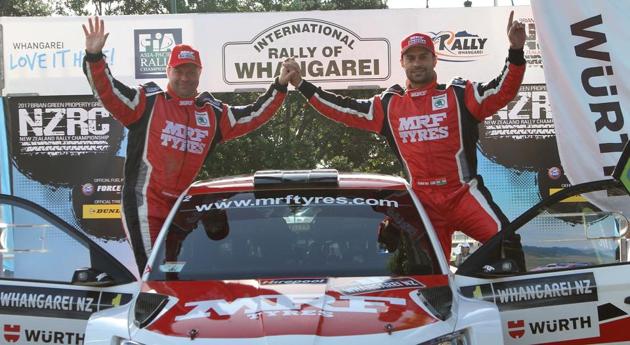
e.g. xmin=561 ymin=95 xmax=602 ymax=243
xmin=3 ymin=324 xmax=20 ymax=343
xmin=508 ymin=320 xmax=525 ymax=339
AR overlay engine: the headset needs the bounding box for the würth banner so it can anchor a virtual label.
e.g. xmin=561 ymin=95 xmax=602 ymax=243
xmin=531 ymin=0 xmax=630 ymax=215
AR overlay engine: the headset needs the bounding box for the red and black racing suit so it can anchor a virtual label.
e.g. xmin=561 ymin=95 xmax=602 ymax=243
xmin=296 ymin=49 xmax=526 ymax=257
xmin=83 ymin=52 xmax=286 ymax=272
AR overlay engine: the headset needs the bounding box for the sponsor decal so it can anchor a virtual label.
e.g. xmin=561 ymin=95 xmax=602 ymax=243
xmin=478 ymin=84 xmax=556 ymax=172
xmin=179 ymin=100 xmax=193 ymax=106
xmin=409 ymin=90 xmax=427 ymax=97
xmin=260 ymin=278 xmax=328 ymax=285
xmin=571 ymin=15 xmax=627 ymax=176
xmin=428 ymin=30 xmax=488 ymax=62
xmin=548 ymin=188 xmax=588 ymax=203
xmin=175 ymin=294 xmax=406 ymax=321
xmin=82 ymin=204 xmax=121 ymax=219
xmin=431 ymin=94 xmax=448 ymax=110
xmin=3 ymin=324 xmax=20 ymax=343
xmin=7 ymin=96 xmax=124 ymax=188
xmin=2 ymin=324 xmax=84 ymax=344
xmin=223 ymin=19 xmax=390 ymax=84
xmin=96 ymin=184 xmax=122 ymax=192
xmin=195 ymin=111 xmax=210 ymax=127
xmin=160 ymin=120 xmax=209 ymax=154
xmin=461 ymin=272 xmax=597 ymax=311
xmin=134 ymin=28 xmax=182 ymax=79
xmin=72 ymin=175 xmax=125 ymax=240
xmin=0 ymin=285 xmax=132 ymax=320
xmin=16 ymin=103 xmax=112 ymax=156
xmin=508 ymin=320 xmax=525 ymax=339
xmin=547 ymin=167 xmax=562 ymax=180
xmin=194 ymin=194 xmax=399 ymax=211
xmin=484 ymin=84 xmax=553 ymax=140
xmin=397 ymin=113 xmax=448 ymax=143
xmin=501 ymin=303 xmax=600 ymax=344
xmin=178 ymin=50 xmax=196 ymax=61
xmin=337 ymin=277 xmax=424 ymax=295
xmin=508 ymin=316 xmax=594 ymax=340
xmin=81 ymin=183 xmax=94 ymax=196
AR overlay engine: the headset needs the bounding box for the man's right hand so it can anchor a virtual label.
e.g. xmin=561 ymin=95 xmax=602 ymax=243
xmin=82 ymin=16 xmax=109 ymax=55
xmin=282 ymin=58 xmax=303 ymax=87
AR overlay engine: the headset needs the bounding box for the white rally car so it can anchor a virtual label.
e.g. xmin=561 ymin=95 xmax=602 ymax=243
xmin=1 ymin=146 xmax=629 ymax=345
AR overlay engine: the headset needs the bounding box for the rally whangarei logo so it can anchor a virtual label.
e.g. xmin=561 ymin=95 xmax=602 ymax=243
xmin=429 ymin=30 xmax=489 ymax=63
xmin=222 ymin=18 xmax=390 ymax=84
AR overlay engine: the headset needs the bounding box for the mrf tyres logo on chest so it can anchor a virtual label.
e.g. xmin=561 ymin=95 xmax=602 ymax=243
xmin=223 ymin=19 xmax=390 ymax=85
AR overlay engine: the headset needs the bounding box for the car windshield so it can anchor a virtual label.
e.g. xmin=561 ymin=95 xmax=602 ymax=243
xmin=148 ymin=189 xmax=440 ymax=280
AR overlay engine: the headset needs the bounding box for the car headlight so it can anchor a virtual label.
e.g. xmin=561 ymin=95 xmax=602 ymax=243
xmin=418 ymin=330 xmax=468 ymax=345
xmin=118 ymin=339 xmax=145 ymax=345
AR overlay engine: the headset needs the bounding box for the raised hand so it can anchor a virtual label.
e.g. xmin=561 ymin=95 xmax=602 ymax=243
xmin=282 ymin=58 xmax=303 ymax=87
xmin=507 ymin=10 xmax=526 ymax=50
xmin=279 ymin=58 xmax=301 ymax=87
xmin=82 ymin=16 xmax=109 ymax=54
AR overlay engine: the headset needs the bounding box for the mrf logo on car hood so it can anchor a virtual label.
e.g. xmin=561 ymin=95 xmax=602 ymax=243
xmin=175 ymin=293 xmax=406 ymax=321
xmin=144 ymin=276 xmax=447 ymax=338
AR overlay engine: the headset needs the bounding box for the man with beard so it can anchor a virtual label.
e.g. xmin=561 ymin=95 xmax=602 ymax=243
xmin=284 ymin=11 xmax=526 ymax=258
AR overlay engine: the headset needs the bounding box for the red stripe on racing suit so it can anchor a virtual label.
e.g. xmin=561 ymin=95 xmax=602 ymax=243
xmin=297 ymin=49 xmax=525 ymax=257
xmin=83 ymin=53 xmax=286 ymax=271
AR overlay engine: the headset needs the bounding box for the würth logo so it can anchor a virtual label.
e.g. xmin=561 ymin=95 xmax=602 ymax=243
xmin=508 ymin=320 xmax=525 ymax=339
xmin=3 ymin=324 xmax=20 ymax=343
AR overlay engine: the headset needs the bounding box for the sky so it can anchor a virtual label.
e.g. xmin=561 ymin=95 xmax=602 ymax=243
xmin=387 ymin=0 xmax=531 ymax=8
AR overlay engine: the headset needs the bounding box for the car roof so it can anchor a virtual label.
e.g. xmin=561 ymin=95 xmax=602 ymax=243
xmin=188 ymin=171 xmax=408 ymax=195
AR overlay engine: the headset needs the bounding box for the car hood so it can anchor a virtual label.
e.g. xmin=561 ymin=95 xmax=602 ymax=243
xmin=142 ymin=275 xmax=448 ymax=338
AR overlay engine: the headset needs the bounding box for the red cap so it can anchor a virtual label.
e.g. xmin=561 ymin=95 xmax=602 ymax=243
xmin=167 ymin=44 xmax=202 ymax=68
xmin=400 ymin=33 xmax=435 ymax=56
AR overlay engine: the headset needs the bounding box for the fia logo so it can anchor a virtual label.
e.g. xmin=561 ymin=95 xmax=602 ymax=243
xmin=134 ymin=29 xmax=182 ymax=79
xmin=138 ymin=32 xmax=177 ymax=53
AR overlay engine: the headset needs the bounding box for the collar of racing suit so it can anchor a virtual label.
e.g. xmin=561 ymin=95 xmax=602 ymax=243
xmin=166 ymin=84 xmax=199 ymax=103
xmin=405 ymin=75 xmax=437 ymax=96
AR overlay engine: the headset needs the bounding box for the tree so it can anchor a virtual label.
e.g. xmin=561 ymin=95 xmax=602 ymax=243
xmin=0 ymin=0 xmax=52 ymax=16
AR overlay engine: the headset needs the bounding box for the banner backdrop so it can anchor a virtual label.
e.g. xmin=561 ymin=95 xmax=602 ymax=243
xmin=531 ymin=0 xmax=630 ymax=215
xmin=1 ymin=5 xmax=619 ymax=273
xmin=0 ymin=6 xmax=544 ymax=95
xmin=3 ymin=96 xmax=136 ymax=273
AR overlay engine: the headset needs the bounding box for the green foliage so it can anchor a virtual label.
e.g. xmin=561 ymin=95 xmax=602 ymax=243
xmin=199 ymin=89 xmax=403 ymax=180
xmin=0 ymin=0 xmax=52 ymax=16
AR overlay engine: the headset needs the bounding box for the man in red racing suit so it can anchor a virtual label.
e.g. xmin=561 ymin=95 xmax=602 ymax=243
xmin=285 ymin=12 xmax=526 ymax=258
xmin=82 ymin=17 xmax=294 ymax=272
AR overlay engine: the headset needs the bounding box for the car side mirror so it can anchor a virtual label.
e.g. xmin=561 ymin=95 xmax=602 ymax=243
xmin=71 ymin=267 xmax=115 ymax=287
xmin=585 ymin=212 xmax=629 ymax=239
